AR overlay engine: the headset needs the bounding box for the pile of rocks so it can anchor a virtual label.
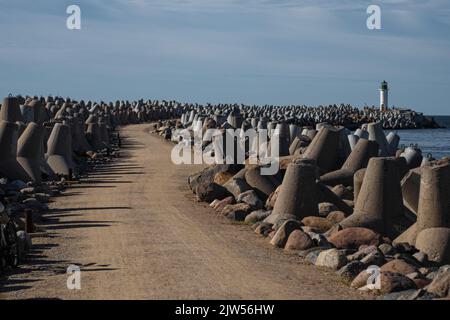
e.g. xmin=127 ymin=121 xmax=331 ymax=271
xmin=186 ymin=115 xmax=450 ymax=300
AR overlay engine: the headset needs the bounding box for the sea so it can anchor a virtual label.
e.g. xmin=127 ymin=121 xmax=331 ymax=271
xmin=386 ymin=115 xmax=450 ymax=159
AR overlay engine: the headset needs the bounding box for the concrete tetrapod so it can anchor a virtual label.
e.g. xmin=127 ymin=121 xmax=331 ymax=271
xmin=339 ymin=157 xmax=406 ymax=238
xmin=353 ymin=168 xmax=367 ymax=202
xmin=395 ymin=162 xmax=450 ymax=246
xmin=367 ymin=122 xmax=391 ymax=156
xmin=85 ymin=122 xmax=105 ymax=151
xmin=400 ymin=168 xmax=421 ymax=215
xmin=302 ymin=126 xmax=340 ymax=173
xmin=271 ymin=158 xmax=319 ymax=221
xmin=0 ymin=96 xmax=23 ymax=123
xmin=320 ymin=139 xmax=379 ymax=187
xmin=46 ymin=123 xmax=74 ymax=176
xmin=0 ymin=121 xmax=30 ymax=181
xmin=16 ymin=122 xmax=45 ymax=182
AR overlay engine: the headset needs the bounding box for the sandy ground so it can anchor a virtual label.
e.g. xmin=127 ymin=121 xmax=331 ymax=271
xmin=0 ymin=124 xmax=369 ymax=300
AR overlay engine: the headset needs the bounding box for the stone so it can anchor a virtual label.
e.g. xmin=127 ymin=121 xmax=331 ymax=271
xmin=315 ymin=248 xmax=348 ymax=270
xmin=236 ymin=190 xmax=263 ymax=209
xmin=214 ymin=171 xmax=234 ymax=185
xmin=223 ymin=176 xmax=252 ymax=199
xmin=307 ymin=232 xmax=333 ymax=248
xmin=221 ymin=203 xmax=252 ymax=220
xmin=378 ymin=272 xmax=417 ymax=294
xmin=318 ymin=202 xmax=338 ymax=217
xmin=16 ymin=230 xmax=32 ymax=258
xmin=327 ymin=227 xmax=381 ymax=249
xmin=347 ymin=245 xmax=378 ymax=262
xmin=380 ymin=259 xmax=418 ymax=276
xmin=210 ymin=199 xmax=220 ymax=207
xmin=379 ymin=243 xmax=396 ymax=256
xmin=360 ymin=250 xmax=386 ymax=267
xmin=20 ymin=187 xmax=36 ymax=195
xmin=326 ymin=211 xmax=346 ymax=224
xmin=426 ymin=268 xmax=450 ymax=298
xmin=195 ymin=182 xmax=230 ymax=203
xmin=305 ymin=249 xmax=324 ymax=265
xmin=301 ymin=216 xmax=334 ymax=233
xmin=270 ymin=220 xmax=303 ymax=248
xmin=351 ymin=269 xmax=371 ymax=289
xmin=265 ymin=185 xmax=281 ymax=210
xmin=412 ymin=252 xmax=428 ymax=264
xmin=254 ymin=222 xmax=273 ymax=237
xmin=331 ymin=184 xmax=353 ymax=200
xmin=337 ymin=261 xmax=366 ymax=280
xmin=213 ymin=196 xmax=235 ymax=212
xmin=284 ymin=230 xmax=314 ymax=251
xmin=244 ymin=209 xmax=272 ymax=225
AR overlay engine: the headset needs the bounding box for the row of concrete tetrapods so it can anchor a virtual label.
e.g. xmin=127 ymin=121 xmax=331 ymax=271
xmin=268 ymin=122 xmax=449 ymax=265
xmin=0 ymin=96 xmax=116 ymax=183
xmin=183 ymin=111 xmax=449 ymax=264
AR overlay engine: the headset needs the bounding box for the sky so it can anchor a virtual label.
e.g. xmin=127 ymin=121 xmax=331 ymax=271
xmin=0 ymin=0 xmax=449 ymax=114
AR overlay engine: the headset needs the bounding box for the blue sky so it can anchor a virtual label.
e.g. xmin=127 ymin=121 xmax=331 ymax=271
xmin=1 ymin=0 xmax=449 ymax=114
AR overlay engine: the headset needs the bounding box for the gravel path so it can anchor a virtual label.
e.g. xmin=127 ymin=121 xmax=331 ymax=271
xmin=0 ymin=124 xmax=368 ymax=300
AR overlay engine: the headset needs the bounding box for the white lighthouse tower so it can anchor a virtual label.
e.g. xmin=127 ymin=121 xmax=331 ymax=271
xmin=380 ymin=80 xmax=388 ymax=111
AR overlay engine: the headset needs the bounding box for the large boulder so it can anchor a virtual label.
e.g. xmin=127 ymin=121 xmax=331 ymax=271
xmin=237 ymin=190 xmax=263 ymax=209
xmin=327 ymin=227 xmax=381 ymax=249
xmin=380 ymin=259 xmax=418 ymax=276
xmin=270 ymin=219 xmax=302 ymax=248
xmin=284 ymin=230 xmax=314 ymax=251
xmin=195 ymin=182 xmax=230 ymax=202
xmin=315 ymin=248 xmax=348 ymax=270
xmin=301 ymin=216 xmax=334 ymax=233
xmin=426 ymin=266 xmax=450 ymax=298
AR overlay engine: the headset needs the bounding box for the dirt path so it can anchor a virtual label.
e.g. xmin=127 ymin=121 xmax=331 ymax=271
xmin=1 ymin=124 xmax=368 ymax=300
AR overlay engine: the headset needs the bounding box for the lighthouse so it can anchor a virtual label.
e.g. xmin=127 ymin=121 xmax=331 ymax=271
xmin=380 ymin=80 xmax=388 ymax=111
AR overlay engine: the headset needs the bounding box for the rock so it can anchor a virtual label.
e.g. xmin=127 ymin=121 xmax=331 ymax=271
xmin=337 ymin=261 xmax=366 ymax=280
xmin=326 ymin=211 xmax=346 ymax=224
xmin=222 ymin=203 xmax=252 ymax=221
xmin=210 ymin=199 xmax=220 ymax=207
xmin=379 ymin=243 xmax=396 ymax=256
xmin=426 ymin=267 xmax=450 ymax=298
xmin=16 ymin=230 xmax=32 ymax=258
xmin=254 ymin=222 xmax=273 ymax=237
xmin=379 ymin=289 xmax=434 ymax=300
xmin=213 ymin=196 xmax=235 ymax=212
xmin=360 ymin=250 xmax=386 ymax=267
xmin=347 ymin=245 xmax=378 ymax=262
xmin=284 ymin=230 xmax=314 ymax=251
xmin=318 ymin=202 xmax=338 ymax=217
xmin=413 ymin=252 xmax=428 ymax=265
xmin=412 ymin=277 xmax=432 ymax=289
xmin=223 ymin=176 xmax=252 ymax=199
xmin=331 ymin=184 xmax=353 ymax=200
xmin=328 ymin=227 xmax=381 ymax=249
xmin=188 ymin=164 xmax=232 ymax=192
xmin=380 ymin=259 xmax=418 ymax=276
xmin=237 ymin=190 xmax=263 ymax=209
xmin=244 ymin=209 xmax=272 ymax=225
xmin=307 ymin=232 xmax=333 ymax=248
xmin=196 ymin=182 xmax=230 ymax=202
xmin=301 ymin=216 xmax=334 ymax=233
xmin=270 ymin=220 xmax=303 ymax=248
xmin=351 ymin=269 xmax=371 ymax=289
xmin=378 ymin=272 xmax=417 ymax=294
xmin=272 ymin=214 xmax=299 ymax=231
xmin=315 ymin=248 xmax=348 ymax=270
xmin=214 ymin=171 xmax=234 ymax=185
xmin=265 ymin=185 xmax=281 ymax=210
xmin=33 ymin=193 xmax=51 ymax=203
xmin=393 ymin=242 xmax=417 ymax=255
xmin=11 ymin=180 xmax=27 ymax=190
xmin=305 ymin=249 xmax=324 ymax=265
xmin=20 ymin=187 xmax=35 ymax=195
